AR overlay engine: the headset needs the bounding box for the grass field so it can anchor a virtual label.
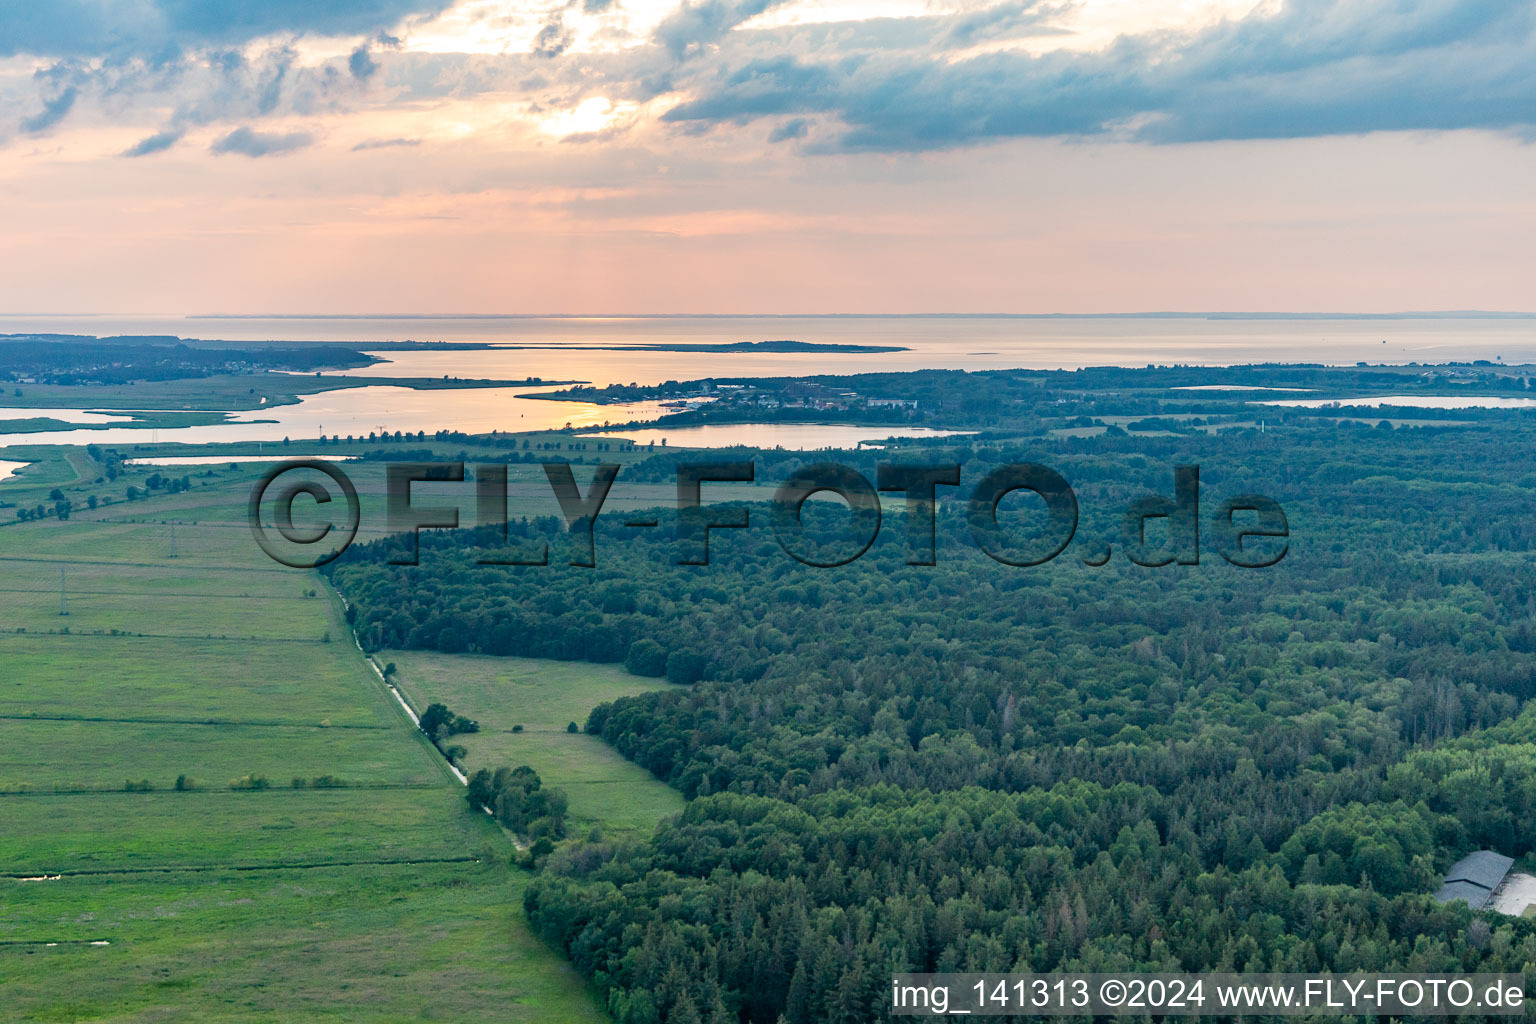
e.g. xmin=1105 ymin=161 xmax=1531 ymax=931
xmin=0 ymin=636 xmax=395 ymax=726
xmin=0 ymin=862 xmax=603 ymax=1023
xmin=0 ymin=469 xmax=615 ymax=1022
xmin=0 ymin=789 xmax=491 ymax=873
xmin=385 ymin=652 xmax=686 ymax=840
xmin=0 ymin=717 xmax=442 ymax=791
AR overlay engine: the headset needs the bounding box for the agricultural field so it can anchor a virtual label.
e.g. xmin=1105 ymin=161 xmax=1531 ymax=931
xmin=383 ymin=652 xmax=686 ymax=840
xmin=0 ymin=464 xmax=618 ymax=1022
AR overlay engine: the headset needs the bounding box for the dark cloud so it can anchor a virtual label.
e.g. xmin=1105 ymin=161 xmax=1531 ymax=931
xmin=349 ymin=46 xmax=379 ymax=79
xmin=661 ymin=57 xmax=837 ymax=122
xmin=659 ymin=0 xmax=1536 ymax=150
xmin=210 ymin=125 xmax=313 ymax=156
xmin=140 ymin=44 xmax=366 ymax=133
xmin=0 ymin=0 xmax=456 ymax=58
xmin=654 ymin=0 xmax=792 ymax=59
xmin=767 ymin=117 xmax=808 ymax=142
xmin=351 ymin=136 xmax=420 ymax=150
xmin=0 ymin=0 xmax=411 ymax=136
xmin=253 ymin=47 xmax=296 ymax=114
xmin=534 ymin=17 xmax=575 ymax=59
xmin=121 ymin=128 xmax=184 ymax=156
xmin=20 ymin=85 xmax=79 ymax=134
xmin=939 ymin=1 xmax=1072 ymax=49
xmin=2 ymin=0 xmax=1531 ymax=157
xmin=153 ymin=0 xmax=448 ymax=45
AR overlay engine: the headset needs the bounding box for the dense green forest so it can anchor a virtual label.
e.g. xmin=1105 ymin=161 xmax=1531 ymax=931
xmin=328 ymin=408 xmax=1536 ymax=1022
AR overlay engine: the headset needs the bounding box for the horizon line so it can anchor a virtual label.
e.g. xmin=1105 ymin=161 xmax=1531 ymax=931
xmin=143 ymin=310 xmax=1536 ymax=321
xmin=4 ymin=310 xmax=1534 ymax=322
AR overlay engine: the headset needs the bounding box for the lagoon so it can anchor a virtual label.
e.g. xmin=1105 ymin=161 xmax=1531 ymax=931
xmin=0 ymin=385 xmax=681 ymax=449
xmin=581 ymin=423 xmax=975 ymax=450
xmin=4 ymin=314 xmax=1533 ymax=381
xmin=2 ymin=315 xmax=1534 ymax=451
xmin=1172 ymin=385 xmax=1314 ymax=392
xmin=1259 ymin=395 xmax=1536 ymax=410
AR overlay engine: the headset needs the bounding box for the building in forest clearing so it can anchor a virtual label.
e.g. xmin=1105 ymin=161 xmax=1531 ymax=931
xmin=1433 ymin=851 xmax=1513 ymax=910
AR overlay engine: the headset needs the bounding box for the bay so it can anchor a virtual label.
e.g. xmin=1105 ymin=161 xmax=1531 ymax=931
xmin=2 ymin=315 xmax=1533 ymax=450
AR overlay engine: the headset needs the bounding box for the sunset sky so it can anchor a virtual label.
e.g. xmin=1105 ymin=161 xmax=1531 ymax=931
xmin=1 ymin=0 xmax=1532 ymax=314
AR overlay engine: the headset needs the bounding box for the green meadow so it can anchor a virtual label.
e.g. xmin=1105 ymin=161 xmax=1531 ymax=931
xmin=0 ymin=463 xmax=629 ymax=1022
xmin=0 ymin=788 xmax=487 ymax=873
xmin=1 ymin=590 xmax=337 ymax=639
xmin=0 ymin=636 xmax=395 ymax=726
xmin=0 ymin=716 xmax=441 ymax=791
xmin=384 ymin=652 xmax=686 ymax=840
xmin=1 ymin=861 xmax=606 ymax=1024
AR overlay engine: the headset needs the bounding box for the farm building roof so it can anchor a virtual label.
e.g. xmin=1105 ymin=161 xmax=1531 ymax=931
xmin=1444 ymin=851 xmax=1514 ymax=890
xmin=1433 ymin=852 xmax=1514 ymax=909
xmin=1434 ymin=880 xmax=1498 ymax=910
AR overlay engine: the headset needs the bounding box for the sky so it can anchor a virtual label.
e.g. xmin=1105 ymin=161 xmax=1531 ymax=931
xmin=0 ymin=0 xmax=1532 ymax=314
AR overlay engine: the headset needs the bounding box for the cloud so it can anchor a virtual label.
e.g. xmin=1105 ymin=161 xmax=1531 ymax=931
xmin=654 ymin=0 xmax=793 ymax=59
xmin=0 ymin=0 xmax=457 ymax=59
xmin=1 ymin=0 xmax=1532 ymax=158
xmin=210 ymin=125 xmax=314 ymax=156
xmin=939 ymin=1 xmax=1072 ymax=49
xmin=349 ymin=46 xmax=380 ymax=79
xmin=351 ymin=136 xmax=420 ymax=150
xmin=533 ymin=17 xmax=576 ymax=59
xmin=154 ymin=0 xmax=452 ymax=46
xmin=122 ymin=128 xmax=184 ymax=156
xmin=658 ymin=0 xmax=1536 ymax=150
xmin=344 ymin=30 xmax=399 ymax=83
xmin=19 ymin=85 xmax=79 ymax=134
xmin=767 ymin=116 xmax=808 ymax=143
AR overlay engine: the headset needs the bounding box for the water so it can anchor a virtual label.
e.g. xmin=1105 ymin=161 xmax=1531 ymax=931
xmin=1259 ymin=395 xmax=1536 ymax=409
xmin=2 ymin=315 xmax=1533 ymax=450
xmin=580 ymin=424 xmax=974 ymax=449
xmin=0 ymin=385 xmax=683 ymax=448
xmin=4 ymin=315 xmax=1532 ymax=381
xmin=0 ymin=460 xmax=26 ymax=483
xmin=1172 ymin=385 xmax=1315 ymax=392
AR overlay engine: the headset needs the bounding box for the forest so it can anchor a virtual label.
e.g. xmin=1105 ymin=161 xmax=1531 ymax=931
xmin=327 ymin=402 xmax=1536 ymax=1023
